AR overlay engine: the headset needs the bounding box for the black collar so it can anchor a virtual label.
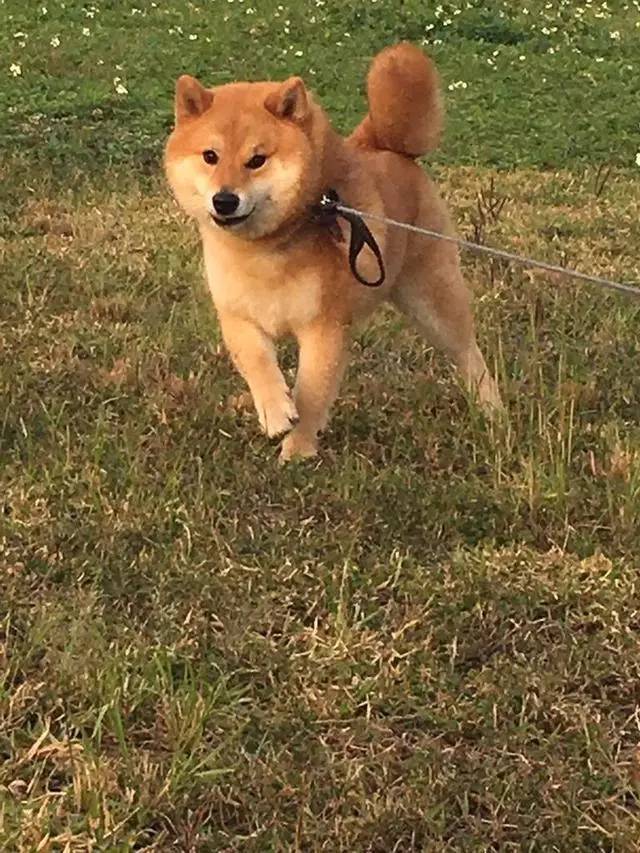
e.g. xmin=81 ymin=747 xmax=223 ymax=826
xmin=310 ymin=189 xmax=386 ymax=287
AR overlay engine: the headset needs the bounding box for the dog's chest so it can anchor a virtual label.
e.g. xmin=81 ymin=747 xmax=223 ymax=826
xmin=203 ymin=242 xmax=322 ymax=337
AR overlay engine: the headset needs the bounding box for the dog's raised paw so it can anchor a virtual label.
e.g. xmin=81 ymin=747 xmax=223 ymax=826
xmin=257 ymin=393 xmax=299 ymax=438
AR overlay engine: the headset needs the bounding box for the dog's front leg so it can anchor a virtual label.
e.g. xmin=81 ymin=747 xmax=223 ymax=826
xmin=280 ymin=321 xmax=349 ymax=462
xmin=218 ymin=311 xmax=298 ymax=438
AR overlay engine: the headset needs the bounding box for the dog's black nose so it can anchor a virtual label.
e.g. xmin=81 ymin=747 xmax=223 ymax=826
xmin=212 ymin=191 xmax=240 ymax=216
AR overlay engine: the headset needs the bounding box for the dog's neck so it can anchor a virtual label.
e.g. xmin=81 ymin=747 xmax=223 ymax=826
xmin=269 ymin=114 xmax=354 ymax=245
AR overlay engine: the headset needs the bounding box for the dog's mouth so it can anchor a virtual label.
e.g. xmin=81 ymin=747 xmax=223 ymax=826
xmin=211 ymin=210 xmax=254 ymax=228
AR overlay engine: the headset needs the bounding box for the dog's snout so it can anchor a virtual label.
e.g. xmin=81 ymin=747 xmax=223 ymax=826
xmin=212 ymin=191 xmax=240 ymax=216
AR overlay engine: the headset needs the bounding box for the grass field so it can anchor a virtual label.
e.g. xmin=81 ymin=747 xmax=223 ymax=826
xmin=2 ymin=0 xmax=640 ymax=850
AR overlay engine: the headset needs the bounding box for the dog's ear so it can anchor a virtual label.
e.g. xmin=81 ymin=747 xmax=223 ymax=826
xmin=264 ymin=77 xmax=309 ymax=122
xmin=175 ymin=75 xmax=214 ymax=123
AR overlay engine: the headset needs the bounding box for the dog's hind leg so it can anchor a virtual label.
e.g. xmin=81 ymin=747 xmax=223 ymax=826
xmin=391 ymin=234 xmax=501 ymax=409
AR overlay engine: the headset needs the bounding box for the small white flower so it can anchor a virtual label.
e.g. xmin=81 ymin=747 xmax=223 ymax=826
xmin=50 ymin=35 xmax=60 ymax=47
xmin=519 ymin=55 xmax=526 ymax=61
xmin=610 ymin=30 xmax=620 ymax=39
xmin=10 ymin=62 xmax=22 ymax=76
xmin=189 ymin=33 xmax=198 ymax=40
xmin=447 ymin=80 xmax=468 ymax=90
xmin=113 ymin=76 xmax=128 ymax=95
xmin=635 ymin=152 xmax=640 ymax=167
xmin=82 ymin=27 xmax=91 ymax=36
xmin=294 ymin=49 xmax=303 ymax=56
xmin=41 ymin=5 xmax=47 ymax=14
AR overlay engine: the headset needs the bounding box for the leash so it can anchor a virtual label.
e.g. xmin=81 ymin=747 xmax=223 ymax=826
xmin=313 ymin=190 xmax=640 ymax=299
xmin=312 ymin=189 xmax=385 ymax=287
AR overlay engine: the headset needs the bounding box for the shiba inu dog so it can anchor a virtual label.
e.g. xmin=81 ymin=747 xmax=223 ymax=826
xmin=164 ymin=43 xmax=500 ymax=461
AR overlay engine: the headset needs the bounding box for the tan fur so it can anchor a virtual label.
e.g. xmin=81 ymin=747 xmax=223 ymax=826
xmin=164 ymin=43 xmax=500 ymax=462
xmin=351 ymin=42 xmax=444 ymax=156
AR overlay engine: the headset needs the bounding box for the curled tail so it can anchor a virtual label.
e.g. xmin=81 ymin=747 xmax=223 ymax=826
xmin=350 ymin=43 xmax=443 ymax=158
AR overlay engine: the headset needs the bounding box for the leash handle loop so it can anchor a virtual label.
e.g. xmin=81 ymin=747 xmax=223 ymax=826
xmin=317 ymin=190 xmax=386 ymax=287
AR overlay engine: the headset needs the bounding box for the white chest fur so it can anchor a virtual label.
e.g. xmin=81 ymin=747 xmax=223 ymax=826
xmin=202 ymin=236 xmax=322 ymax=338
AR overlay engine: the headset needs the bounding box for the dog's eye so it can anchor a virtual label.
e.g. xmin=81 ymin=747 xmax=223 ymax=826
xmin=202 ymin=149 xmax=218 ymax=165
xmin=246 ymin=154 xmax=267 ymax=170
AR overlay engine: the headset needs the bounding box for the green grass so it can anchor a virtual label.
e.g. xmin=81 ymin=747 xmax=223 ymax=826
xmin=2 ymin=1 xmax=640 ymax=850
xmin=2 ymin=0 xmax=640 ymax=176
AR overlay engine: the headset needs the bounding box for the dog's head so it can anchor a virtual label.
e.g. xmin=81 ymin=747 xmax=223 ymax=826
xmin=165 ymin=75 xmax=325 ymax=239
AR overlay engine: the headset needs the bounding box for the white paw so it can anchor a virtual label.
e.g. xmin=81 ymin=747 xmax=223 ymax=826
xmin=279 ymin=429 xmax=318 ymax=463
xmin=476 ymin=375 xmax=503 ymax=413
xmin=256 ymin=392 xmax=299 ymax=438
